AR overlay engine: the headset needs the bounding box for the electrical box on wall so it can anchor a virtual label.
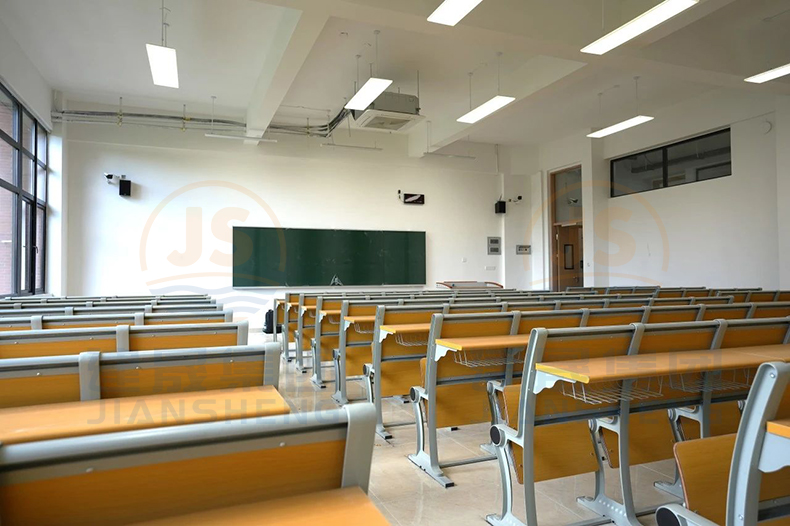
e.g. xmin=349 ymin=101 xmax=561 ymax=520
xmin=487 ymin=237 xmax=501 ymax=255
xmin=516 ymin=245 xmax=531 ymax=255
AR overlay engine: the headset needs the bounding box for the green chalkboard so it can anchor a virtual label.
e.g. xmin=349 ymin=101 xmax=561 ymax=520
xmin=232 ymin=227 xmax=426 ymax=287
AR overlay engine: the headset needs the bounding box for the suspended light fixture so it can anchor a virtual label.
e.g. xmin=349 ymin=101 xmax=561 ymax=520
xmin=588 ymin=77 xmax=653 ymax=138
xmin=345 ymin=30 xmax=392 ymax=111
xmin=428 ymin=0 xmax=484 ymax=26
xmin=457 ymin=52 xmax=514 ymax=124
xmin=582 ymin=0 xmax=698 ymax=55
xmin=745 ymin=62 xmax=790 ymax=84
xmin=146 ymin=0 xmax=179 ymax=88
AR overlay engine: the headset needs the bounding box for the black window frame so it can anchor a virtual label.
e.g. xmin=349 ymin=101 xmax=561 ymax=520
xmin=0 ymin=81 xmax=47 ymax=297
xmin=610 ymin=128 xmax=732 ymax=198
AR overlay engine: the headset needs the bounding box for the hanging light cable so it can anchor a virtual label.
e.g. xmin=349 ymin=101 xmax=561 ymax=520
xmin=457 ymin=51 xmax=514 ymax=124
xmin=588 ymin=76 xmax=653 ymax=138
xmin=146 ymin=0 xmax=179 ymax=88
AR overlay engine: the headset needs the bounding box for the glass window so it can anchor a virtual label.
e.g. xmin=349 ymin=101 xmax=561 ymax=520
xmin=36 ymin=164 xmax=47 ymax=201
xmin=0 ymin=140 xmax=15 ymax=185
xmin=0 ymin=188 xmax=13 ymax=296
xmin=35 ymin=206 xmax=45 ymax=291
xmin=22 ymin=112 xmax=34 ymax=154
xmin=612 ymin=149 xmax=664 ymax=196
xmin=0 ymin=89 xmax=15 ymax=140
xmin=21 ymin=155 xmax=34 ymax=194
xmin=666 ymin=129 xmax=731 ymax=186
xmin=611 ymin=129 xmax=732 ymax=197
xmin=0 ymin=81 xmax=48 ymax=296
xmin=37 ymin=128 xmax=47 ymax=164
xmin=19 ymin=200 xmax=30 ymax=292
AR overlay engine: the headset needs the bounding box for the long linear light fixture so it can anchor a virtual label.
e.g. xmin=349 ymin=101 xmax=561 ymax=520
xmin=582 ymin=0 xmax=698 ymax=55
xmin=457 ymin=96 xmax=515 ymax=124
xmin=321 ymin=143 xmax=383 ymax=152
xmin=204 ymin=134 xmax=277 ymax=143
xmin=428 ymin=0 xmax=484 ymax=26
xmin=745 ymin=62 xmax=790 ymax=84
xmin=344 ymin=78 xmax=392 ymax=111
xmin=587 ymin=115 xmax=654 ymax=138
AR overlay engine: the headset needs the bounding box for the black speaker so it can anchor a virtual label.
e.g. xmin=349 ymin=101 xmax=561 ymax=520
xmin=119 ymin=179 xmax=131 ymax=197
xmin=495 ymin=200 xmax=506 ymax=214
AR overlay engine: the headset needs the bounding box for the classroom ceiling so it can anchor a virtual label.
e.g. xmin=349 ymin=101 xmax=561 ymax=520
xmin=2 ymin=0 xmax=789 ymax=146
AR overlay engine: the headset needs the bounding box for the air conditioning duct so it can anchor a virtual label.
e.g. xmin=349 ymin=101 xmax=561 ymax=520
xmin=351 ymin=92 xmax=423 ymax=133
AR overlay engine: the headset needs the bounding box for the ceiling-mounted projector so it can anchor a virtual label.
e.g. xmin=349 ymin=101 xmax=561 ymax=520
xmin=351 ymin=92 xmax=424 ymax=133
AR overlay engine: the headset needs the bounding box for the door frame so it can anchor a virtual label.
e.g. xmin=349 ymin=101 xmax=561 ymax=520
xmin=548 ymin=165 xmax=583 ymax=292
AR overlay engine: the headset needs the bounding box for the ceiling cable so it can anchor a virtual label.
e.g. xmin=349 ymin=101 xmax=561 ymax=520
xmin=634 ymin=76 xmax=640 ymax=114
xmin=496 ymin=52 xmax=503 ymax=94
xmin=160 ymin=0 xmax=171 ymax=47
xmin=468 ymin=72 xmax=474 ymax=110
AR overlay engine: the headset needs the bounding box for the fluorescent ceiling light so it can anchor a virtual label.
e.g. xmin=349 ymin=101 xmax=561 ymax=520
xmin=745 ymin=62 xmax=790 ymax=84
xmin=321 ymin=143 xmax=382 ymax=152
xmin=587 ymin=115 xmax=654 ymax=138
xmin=204 ymin=134 xmax=277 ymax=143
xmin=146 ymin=44 xmax=179 ymax=88
xmin=581 ymin=0 xmax=698 ymax=55
xmin=345 ymin=78 xmax=393 ymax=111
xmin=428 ymin=0 xmax=484 ymax=26
xmin=457 ymin=95 xmax=515 ymax=124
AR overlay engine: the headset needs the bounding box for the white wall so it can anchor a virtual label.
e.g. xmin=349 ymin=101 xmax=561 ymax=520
xmin=518 ymin=88 xmax=784 ymax=290
xmin=776 ymin=95 xmax=790 ymax=289
xmin=0 ymin=17 xmax=51 ymax=128
xmin=600 ymin=90 xmax=779 ymax=288
xmin=63 ymin=120 xmax=507 ymax=326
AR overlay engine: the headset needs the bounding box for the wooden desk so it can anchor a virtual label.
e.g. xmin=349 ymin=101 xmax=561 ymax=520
xmin=343 ymin=315 xmax=376 ymax=331
xmin=767 ymin=419 xmax=790 ymax=439
xmin=318 ymin=309 xmax=342 ymax=323
xmin=534 ymin=344 xmax=790 ymax=385
xmin=0 ymin=386 xmax=290 ymax=445
xmin=434 ymin=334 xmax=530 ymax=360
xmin=378 ymin=323 xmax=431 ymax=343
xmin=131 ymin=487 xmax=389 ymax=526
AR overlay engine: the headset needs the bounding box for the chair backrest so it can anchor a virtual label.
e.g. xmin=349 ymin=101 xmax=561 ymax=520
xmin=0 ymin=344 xmax=281 ymax=409
xmin=425 ymin=312 xmax=519 ymax=429
xmin=751 ymin=302 xmax=790 ymax=319
xmin=0 ymin=404 xmax=376 ymax=526
xmin=0 ymin=311 xmax=232 ymax=331
xmin=0 ymin=322 xmax=248 ymax=359
xmin=701 ymin=303 xmax=752 ymax=320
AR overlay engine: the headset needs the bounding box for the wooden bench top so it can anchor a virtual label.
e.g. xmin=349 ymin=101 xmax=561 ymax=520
xmin=534 ymin=344 xmax=790 ymax=384
xmin=767 ymin=419 xmax=790 ymax=439
xmin=344 ymin=315 xmax=376 ymax=324
xmin=380 ymin=323 xmax=431 ymax=334
xmin=131 ymin=487 xmax=389 ymax=525
xmin=435 ymin=334 xmax=530 ymax=352
xmin=0 ymin=386 xmax=290 ymax=445
xmin=320 ymin=309 xmax=342 ymax=315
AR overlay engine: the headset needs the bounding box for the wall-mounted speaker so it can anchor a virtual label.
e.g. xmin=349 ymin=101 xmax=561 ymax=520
xmin=495 ymin=200 xmax=506 ymax=214
xmin=119 ymin=179 xmax=132 ymax=197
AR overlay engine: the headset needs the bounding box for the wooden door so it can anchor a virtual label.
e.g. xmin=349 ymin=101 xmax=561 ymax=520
xmin=555 ymin=225 xmax=583 ymax=291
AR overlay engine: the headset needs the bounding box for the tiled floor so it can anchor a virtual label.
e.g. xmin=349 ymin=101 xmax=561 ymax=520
xmin=255 ymin=333 xmax=677 ymax=526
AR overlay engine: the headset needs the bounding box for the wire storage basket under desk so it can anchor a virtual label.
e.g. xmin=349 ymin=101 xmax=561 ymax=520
xmin=353 ymin=322 xmax=375 ymax=334
xmin=561 ymin=377 xmax=664 ymax=405
xmin=396 ymin=332 xmax=429 ymax=347
xmin=669 ymin=368 xmax=752 ymax=393
xmin=453 ymin=347 xmax=527 ymax=368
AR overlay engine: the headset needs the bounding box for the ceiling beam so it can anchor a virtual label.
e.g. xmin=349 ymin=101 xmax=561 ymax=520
xmin=246 ymin=7 xmax=330 ymax=135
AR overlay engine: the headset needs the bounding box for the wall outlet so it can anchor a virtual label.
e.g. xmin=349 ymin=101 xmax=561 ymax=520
xmin=485 ymin=265 xmax=496 ymax=271
xmin=461 ymin=257 xmax=468 ymax=263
